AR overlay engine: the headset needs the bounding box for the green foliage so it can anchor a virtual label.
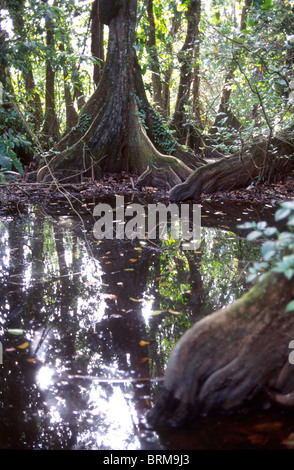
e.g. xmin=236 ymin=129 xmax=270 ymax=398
xmin=0 ymin=106 xmax=28 ymax=180
xmin=239 ymin=201 xmax=294 ymax=311
xmin=152 ymin=112 xmax=176 ymax=154
xmin=72 ymin=113 xmax=92 ymax=136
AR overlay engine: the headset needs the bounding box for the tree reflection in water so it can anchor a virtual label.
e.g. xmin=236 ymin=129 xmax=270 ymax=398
xmin=0 ymin=198 xmax=282 ymax=450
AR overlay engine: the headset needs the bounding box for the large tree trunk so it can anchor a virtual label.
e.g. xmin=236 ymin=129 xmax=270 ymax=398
xmin=37 ymin=0 xmax=203 ymax=183
xmin=148 ymin=269 xmax=294 ymax=428
xmin=169 ymin=133 xmax=294 ymax=202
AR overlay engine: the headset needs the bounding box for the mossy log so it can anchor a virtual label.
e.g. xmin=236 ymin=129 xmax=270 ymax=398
xmin=148 ymin=270 xmax=294 ymax=428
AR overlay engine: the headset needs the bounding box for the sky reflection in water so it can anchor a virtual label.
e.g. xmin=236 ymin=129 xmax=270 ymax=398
xmin=0 ymin=199 xmax=279 ymax=450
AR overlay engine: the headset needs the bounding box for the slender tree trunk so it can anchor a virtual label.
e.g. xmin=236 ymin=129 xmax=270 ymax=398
xmin=42 ymin=0 xmax=60 ymax=142
xmin=59 ymin=42 xmax=79 ymax=135
xmin=91 ymin=0 xmax=104 ymax=86
xmin=210 ymin=0 xmax=252 ymax=134
xmin=146 ymin=0 xmax=162 ymax=110
xmin=170 ymin=0 xmax=201 ymax=145
xmin=162 ymin=10 xmax=181 ymax=119
xmin=187 ymin=0 xmax=203 ymax=150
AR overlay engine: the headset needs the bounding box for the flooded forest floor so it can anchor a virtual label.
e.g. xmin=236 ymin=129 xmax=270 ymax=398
xmin=0 ymin=171 xmax=294 ymax=208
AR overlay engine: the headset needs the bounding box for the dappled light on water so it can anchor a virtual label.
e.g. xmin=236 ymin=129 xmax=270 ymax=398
xmin=0 ymin=199 xmax=293 ymax=450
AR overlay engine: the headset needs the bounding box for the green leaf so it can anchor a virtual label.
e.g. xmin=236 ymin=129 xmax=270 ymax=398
xmin=247 ymin=230 xmax=262 ymax=241
xmin=275 ymin=208 xmax=291 ymax=221
xmin=7 ymin=328 xmax=25 ymax=335
xmin=261 ymin=240 xmax=276 ymax=260
xmin=263 ymin=227 xmax=277 ymax=237
xmin=286 ymin=300 xmax=294 ymax=313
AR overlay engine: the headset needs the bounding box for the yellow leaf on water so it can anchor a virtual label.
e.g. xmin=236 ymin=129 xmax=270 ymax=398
xmin=140 ymin=357 xmax=149 ymax=363
xmin=27 ymin=358 xmax=39 ymax=364
xmin=130 ymin=259 xmax=137 ymax=263
xmin=139 ymin=340 xmax=150 ymax=346
xmin=150 ymin=310 xmax=164 ymax=316
xmin=17 ymin=342 xmax=29 ymax=349
xmin=130 ymin=297 xmax=143 ymax=302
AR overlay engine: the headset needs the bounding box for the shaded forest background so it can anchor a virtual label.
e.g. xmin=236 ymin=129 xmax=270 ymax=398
xmin=0 ymin=0 xmax=294 ymax=182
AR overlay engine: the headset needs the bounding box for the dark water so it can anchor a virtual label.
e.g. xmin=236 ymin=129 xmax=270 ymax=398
xmin=0 ymin=196 xmax=293 ymax=450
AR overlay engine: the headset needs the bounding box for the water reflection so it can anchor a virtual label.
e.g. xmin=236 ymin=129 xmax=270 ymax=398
xmin=0 ymin=197 xmax=287 ymax=450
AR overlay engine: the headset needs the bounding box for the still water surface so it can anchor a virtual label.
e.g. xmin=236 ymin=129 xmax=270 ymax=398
xmin=0 ymin=196 xmax=293 ymax=450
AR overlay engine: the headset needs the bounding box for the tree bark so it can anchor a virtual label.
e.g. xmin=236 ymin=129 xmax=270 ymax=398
xmin=170 ymin=0 xmax=201 ymax=145
xmin=37 ymin=0 xmax=204 ymax=182
xmin=91 ymin=0 xmax=104 ymax=86
xmin=146 ymin=0 xmax=162 ymax=110
xmin=41 ymin=0 xmax=60 ymax=142
xmin=210 ymin=0 xmax=252 ymax=135
xmin=161 ymin=11 xmax=181 ymax=119
xmin=169 ymin=133 xmax=294 ymax=202
xmin=148 ymin=269 xmax=294 ymax=428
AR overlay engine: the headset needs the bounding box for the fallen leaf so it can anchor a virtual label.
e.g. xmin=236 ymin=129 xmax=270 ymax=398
xmin=150 ymin=310 xmax=164 ymax=316
xmin=140 ymin=357 xmax=149 ymax=363
xmin=27 ymin=358 xmax=39 ymax=364
xmin=17 ymin=342 xmax=29 ymax=349
xmin=139 ymin=340 xmax=150 ymax=346
xmin=7 ymin=329 xmax=24 ymax=335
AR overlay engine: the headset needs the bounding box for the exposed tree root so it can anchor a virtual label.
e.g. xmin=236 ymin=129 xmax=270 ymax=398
xmin=148 ymin=270 xmax=294 ymax=428
xmin=170 ymin=135 xmax=294 ymax=202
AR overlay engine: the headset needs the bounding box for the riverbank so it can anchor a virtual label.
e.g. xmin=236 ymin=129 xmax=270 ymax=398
xmin=0 ymin=171 xmax=293 ymax=209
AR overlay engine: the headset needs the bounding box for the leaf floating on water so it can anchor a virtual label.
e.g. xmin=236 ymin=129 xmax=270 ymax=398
xmin=130 ymin=259 xmax=137 ymax=263
xmin=130 ymin=297 xmax=143 ymax=302
xmin=117 ymin=282 xmax=124 ymax=286
xmin=150 ymin=310 xmax=164 ymax=316
xmin=282 ymin=433 xmax=294 ymax=449
xmin=7 ymin=329 xmax=24 ymax=335
xmin=168 ymin=309 xmax=181 ymax=315
xmin=124 ymin=268 xmax=134 ymax=272
xmin=140 ymin=357 xmax=149 ymax=363
xmin=27 ymin=358 xmax=39 ymax=364
xmin=5 ymin=347 xmax=15 ymax=352
xmin=254 ymin=421 xmax=282 ymax=432
xmin=104 ymin=294 xmax=118 ymax=300
xmin=247 ymin=433 xmax=265 ymax=446
xmin=17 ymin=342 xmax=29 ymax=349
xmin=139 ymin=340 xmax=150 ymax=346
